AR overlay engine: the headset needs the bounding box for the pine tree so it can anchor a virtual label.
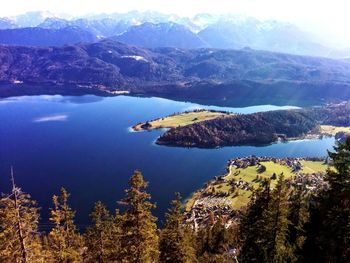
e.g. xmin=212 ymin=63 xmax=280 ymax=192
xmin=84 ymin=201 xmax=121 ymax=262
xmin=0 ymin=168 xmax=43 ymax=263
xmin=159 ymin=192 xmax=197 ymax=263
xmin=196 ymin=227 xmax=209 ymax=259
xmin=119 ymin=170 xmax=159 ymax=263
xmin=239 ymin=180 xmax=271 ymax=262
xmin=288 ymin=187 xmax=309 ymax=262
xmin=48 ymin=187 xmax=83 ymax=262
xmin=198 ymin=217 xmax=237 ymax=263
xmin=260 ymin=175 xmax=292 ymax=262
xmin=304 ymin=137 xmax=350 ymax=262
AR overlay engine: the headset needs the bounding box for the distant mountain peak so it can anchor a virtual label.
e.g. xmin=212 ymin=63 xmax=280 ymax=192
xmin=114 ymin=22 xmax=208 ymax=49
xmin=0 ymin=11 xmax=349 ymax=58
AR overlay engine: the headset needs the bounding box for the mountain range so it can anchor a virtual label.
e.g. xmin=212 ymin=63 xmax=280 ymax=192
xmin=0 ymin=27 xmax=98 ymax=46
xmin=1 ymin=40 xmax=350 ymax=104
xmin=113 ymin=22 xmax=208 ymax=48
xmin=0 ymin=11 xmax=348 ymax=58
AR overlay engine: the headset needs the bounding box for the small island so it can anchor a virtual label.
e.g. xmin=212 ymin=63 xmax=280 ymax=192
xmin=132 ymin=109 xmax=232 ymax=131
xmin=184 ymin=156 xmax=330 ymax=229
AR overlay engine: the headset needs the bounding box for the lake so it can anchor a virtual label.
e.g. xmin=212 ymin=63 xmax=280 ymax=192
xmin=0 ymin=95 xmax=335 ymax=228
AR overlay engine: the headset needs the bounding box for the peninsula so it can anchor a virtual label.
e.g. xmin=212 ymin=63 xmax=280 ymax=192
xmin=155 ymin=101 xmax=350 ymax=148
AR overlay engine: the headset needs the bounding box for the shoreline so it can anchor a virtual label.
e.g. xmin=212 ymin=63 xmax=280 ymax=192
xmin=155 ymin=132 xmax=334 ymax=149
xmin=155 ymin=102 xmax=350 ymax=148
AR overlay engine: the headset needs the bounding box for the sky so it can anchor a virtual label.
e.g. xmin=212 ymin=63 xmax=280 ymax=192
xmin=0 ymin=0 xmax=349 ymax=46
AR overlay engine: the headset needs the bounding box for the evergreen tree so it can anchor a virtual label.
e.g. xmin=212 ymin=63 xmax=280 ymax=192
xmin=119 ymin=170 xmax=159 ymax=263
xmin=198 ymin=253 xmax=235 ymax=263
xmin=287 ymin=187 xmax=309 ymax=262
xmin=304 ymin=137 xmax=350 ymax=262
xmin=198 ymin=217 xmax=237 ymax=262
xmin=239 ymin=180 xmax=271 ymax=262
xmin=197 ymin=221 xmax=238 ymax=263
xmin=240 ymin=177 xmax=292 ymax=262
xmin=209 ymin=218 xmax=233 ymax=255
xmin=260 ymin=175 xmax=292 ymax=262
xmin=84 ymin=201 xmax=121 ymax=262
xmin=159 ymin=192 xmax=197 ymax=263
xmin=196 ymin=227 xmax=209 ymax=259
xmin=48 ymin=187 xmax=83 ymax=262
xmin=0 ymin=169 xmax=43 ymax=263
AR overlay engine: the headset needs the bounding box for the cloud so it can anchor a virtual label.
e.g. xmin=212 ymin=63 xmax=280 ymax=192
xmin=33 ymin=114 xmax=68 ymax=123
xmin=0 ymin=97 xmax=24 ymax=105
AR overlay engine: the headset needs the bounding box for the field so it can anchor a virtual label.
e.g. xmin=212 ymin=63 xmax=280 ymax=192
xmin=300 ymin=160 xmax=329 ymax=174
xmin=216 ymin=161 xmax=296 ymax=209
xmin=227 ymin=161 xmax=294 ymax=187
xmin=320 ymin=125 xmax=350 ymax=136
xmin=132 ymin=110 xmax=230 ymax=131
xmin=187 ymin=159 xmax=329 ymax=210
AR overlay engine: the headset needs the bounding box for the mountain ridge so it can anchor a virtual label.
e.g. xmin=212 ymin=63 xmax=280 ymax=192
xmin=1 ymin=40 xmax=350 ymax=103
xmin=0 ymin=27 xmax=98 ymax=46
xmin=0 ymin=11 xmax=348 ymax=58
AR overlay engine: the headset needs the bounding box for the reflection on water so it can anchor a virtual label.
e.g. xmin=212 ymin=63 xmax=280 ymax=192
xmin=33 ymin=114 xmax=68 ymax=123
xmin=147 ymin=95 xmax=324 ymax=108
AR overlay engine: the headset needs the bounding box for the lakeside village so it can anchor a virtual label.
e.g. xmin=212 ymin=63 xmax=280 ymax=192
xmin=184 ymin=156 xmax=330 ymax=231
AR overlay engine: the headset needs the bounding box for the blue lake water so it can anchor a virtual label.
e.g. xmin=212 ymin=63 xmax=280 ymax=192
xmin=0 ymin=95 xmax=335 ymax=227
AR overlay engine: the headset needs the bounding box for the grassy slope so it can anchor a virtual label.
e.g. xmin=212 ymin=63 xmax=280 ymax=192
xmin=227 ymin=161 xmax=294 ymax=187
xmin=320 ymin=125 xmax=350 ymax=136
xmin=133 ymin=111 xmax=230 ymax=131
xmin=300 ymin=160 xmax=328 ymax=174
xmin=189 ymin=160 xmax=328 ymax=210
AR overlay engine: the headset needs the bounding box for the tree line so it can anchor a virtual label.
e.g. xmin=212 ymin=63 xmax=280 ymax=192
xmin=1 ymin=138 xmax=350 ymax=262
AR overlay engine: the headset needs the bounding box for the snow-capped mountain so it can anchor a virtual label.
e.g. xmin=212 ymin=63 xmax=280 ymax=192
xmin=0 ymin=11 xmax=348 ymax=58
xmin=38 ymin=17 xmax=130 ymax=38
xmin=198 ymin=18 xmax=331 ymax=56
xmin=114 ymin=22 xmax=208 ymax=48
xmin=12 ymin=11 xmax=58 ymax=27
xmin=0 ymin=18 xmax=17 ymax=29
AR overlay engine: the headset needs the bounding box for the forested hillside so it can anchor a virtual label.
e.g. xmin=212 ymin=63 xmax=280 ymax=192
xmin=2 ymin=40 xmax=350 ymax=104
xmin=157 ymin=101 xmax=350 ymax=148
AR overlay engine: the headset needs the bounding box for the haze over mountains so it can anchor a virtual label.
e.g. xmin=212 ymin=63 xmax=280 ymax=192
xmin=0 ymin=11 xmax=348 ymax=58
xmin=2 ymin=10 xmax=350 ymax=105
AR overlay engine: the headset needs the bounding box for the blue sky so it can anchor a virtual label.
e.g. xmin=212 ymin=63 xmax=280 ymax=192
xmin=1 ymin=0 xmax=349 ymax=46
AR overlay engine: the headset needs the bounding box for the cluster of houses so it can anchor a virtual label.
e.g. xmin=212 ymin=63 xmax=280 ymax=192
xmin=185 ymin=156 xmax=329 ymax=230
xmin=287 ymin=172 xmax=328 ymax=191
xmin=184 ymin=197 xmax=240 ymax=231
xmin=229 ymin=156 xmax=326 ymax=171
xmin=228 ymin=179 xmax=251 ymax=191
